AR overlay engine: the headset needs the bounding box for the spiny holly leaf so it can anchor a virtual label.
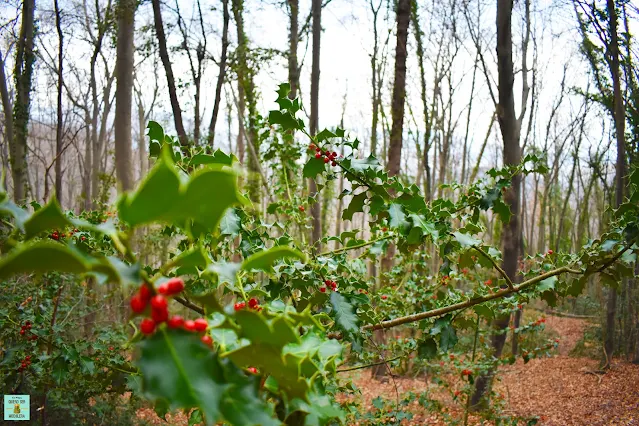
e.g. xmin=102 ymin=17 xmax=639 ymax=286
xmin=168 ymin=246 xmax=209 ymax=270
xmin=220 ymin=209 xmax=241 ymax=236
xmin=417 ymin=337 xmax=438 ymax=359
xmin=206 ymin=261 xmax=241 ymax=290
xmin=452 ymin=231 xmax=482 ymax=247
xmin=0 ymin=197 xmax=29 ymax=231
xmin=329 ymin=292 xmax=359 ymax=337
xmin=388 ymin=203 xmax=410 ymax=232
xmin=537 ymin=276 xmax=557 ymax=292
xmin=241 ymin=246 xmax=306 ymax=273
xmin=189 ymin=150 xmax=236 ymax=166
xmin=407 ymin=214 xmax=438 ymax=244
xmin=118 ymin=148 xmax=182 ymax=227
xmin=303 ymin=157 xmax=326 ymax=179
xmin=147 ymin=121 xmax=165 ymax=157
xmin=137 ymin=329 xmax=231 ymax=426
xmin=182 ymin=165 xmax=248 ymax=232
xmin=342 ymin=192 xmax=367 ymax=221
xmin=0 ymin=241 xmax=89 ymax=279
xmin=24 ymin=197 xmax=71 ymax=239
xmin=269 ymin=110 xmax=303 ymax=131
xmin=315 ymin=129 xmax=337 ymax=143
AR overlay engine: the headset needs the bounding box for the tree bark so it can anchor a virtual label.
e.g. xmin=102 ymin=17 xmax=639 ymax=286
xmin=10 ymin=0 xmax=36 ymax=203
xmin=604 ymin=0 xmax=626 ymax=366
xmin=287 ymin=0 xmax=300 ymax=99
xmin=151 ymin=0 xmax=188 ymax=146
xmin=471 ymin=0 xmax=522 ymax=410
xmin=208 ymin=0 xmax=229 ymax=145
xmin=54 ymin=0 xmax=64 ymax=204
xmin=309 ymin=0 xmax=322 ymax=249
xmin=0 ymin=50 xmax=14 ymax=190
xmin=114 ymin=0 xmax=136 ymax=191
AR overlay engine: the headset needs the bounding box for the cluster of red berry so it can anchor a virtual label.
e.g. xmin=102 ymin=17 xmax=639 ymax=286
xmin=532 ymin=316 xmax=546 ymax=326
xmin=130 ymin=279 xmax=212 ymax=346
xmin=19 ymin=321 xmax=37 ymax=341
xmin=234 ymin=297 xmax=261 ymax=312
xmin=440 ymin=275 xmax=451 ymax=285
xmin=461 ymin=368 xmax=473 ymax=377
xmin=454 ymin=390 xmax=462 ymax=397
xmin=461 ymin=268 xmax=469 ymax=275
xmin=17 ymin=355 xmax=32 ymax=372
xmin=483 ymin=279 xmax=493 ymax=286
xmin=319 ymin=279 xmax=337 ymax=293
xmin=309 ymin=143 xmax=339 ymax=166
xmin=50 ymin=230 xmax=65 ymax=240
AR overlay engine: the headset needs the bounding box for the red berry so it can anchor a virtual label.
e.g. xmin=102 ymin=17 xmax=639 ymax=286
xmin=319 ymin=287 xmax=326 ymax=293
xmin=315 ymin=153 xmax=322 ymax=159
xmin=247 ymin=366 xmax=258 ymax=374
xmin=331 ymin=161 xmax=337 ymax=167
xmin=332 ymin=152 xmax=337 ymax=158
xmin=323 ymin=157 xmax=330 ymax=163
xmin=298 ymin=206 xmax=305 ymax=212
xmin=130 ymin=295 xmax=147 ymax=313
xmin=449 ymin=354 xmax=455 ymax=360
xmin=25 ymin=321 xmax=31 ymax=326
xmin=167 ymin=278 xmax=185 ymax=295
xmin=194 ymin=318 xmax=208 ymax=332
xmin=25 ymin=355 xmax=31 ymax=361
xmin=201 ymin=335 xmax=213 ymax=347
xmin=248 ymin=298 xmax=259 ymax=309
xmin=315 ymin=147 xmax=321 ymax=153
xmin=547 ymin=249 xmax=553 ymax=255
xmin=138 ymin=284 xmax=152 ymax=301
xmin=484 ymin=279 xmax=492 ymax=286
xmin=309 ymin=143 xmax=316 ymax=151
xmin=462 ymin=369 xmax=472 ymax=376
xmin=454 ymin=390 xmax=461 ymax=397
xmin=30 ymin=335 xmax=37 ymax=341
xmin=151 ymin=308 xmax=168 ymax=323
xmin=20 ymin=329 xmax=25 ymax=335
xmin=109 ymin=346 xmax=114 ymax=351
xmin=140 ymin=318 xmax=156 ymax=335
xmin=167 ymin=315 xmax=184 ymax=329
xmin=150 ymin=295 xmax=168 ymax=311
xmin=184 ymin=320 xmax=197 ymax=331
xmin=234 ymin=302 xmax=246 ymax=311
xmin=157 ymin=283 xmax=170 ymax=295
xmin=381 ymin=295 xmax=388 ymax=300
xmin=81 ymin=236 xmax=86 ymax=241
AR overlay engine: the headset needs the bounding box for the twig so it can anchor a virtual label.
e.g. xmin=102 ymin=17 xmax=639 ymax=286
xmin=174 ymin=296 xmax=205 ymax=315
xmin=336 ymin=355 xmax=403 ymax=373
xmin=318 ymin=235 xmax=392 ymax=257
xmin=471 ymin=244 xmax=514 ymax=290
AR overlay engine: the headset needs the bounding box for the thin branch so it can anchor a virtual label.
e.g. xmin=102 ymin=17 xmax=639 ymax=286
xmin=471 ymin=245 xmax=513 ymax=290
xmin=337 ymin=354 xmax=403 ymax=373
xmin=318 ymin=235 xmax=392 ymax=257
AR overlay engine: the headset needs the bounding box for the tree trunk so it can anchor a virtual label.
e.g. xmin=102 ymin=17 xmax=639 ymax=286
xmin=0 ymin=50 xmax=15 ymax=191
xmin=208 ymin=0 xmax=229 ymax=145
xmin=471 ymin=0 xmax=522 ymax=410
xmin=54 ymin=0 xmax=64 ymax=204
xmin=114 ymin=0 xmax=136 ymax=192
xmin=287 ymin=0 xmax=300 ymax=99
xmin=152 ymin=0 xmax=188 ymax=146
xmin=370 ymin=0 xmax=382 ymax=157
xmin=10 ymin=0 xmax=36 ymax=203
xmin=604 ymin=0 xmax=626 ymax=367
xmin=308 ymin=0 xmax=322 ymax=249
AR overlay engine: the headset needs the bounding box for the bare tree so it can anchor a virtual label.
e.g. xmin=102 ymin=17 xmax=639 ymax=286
xmin=309 ymin=0 xmax=322 ymax=248
xmin=208 ymin=0 xmax=230 ymax=145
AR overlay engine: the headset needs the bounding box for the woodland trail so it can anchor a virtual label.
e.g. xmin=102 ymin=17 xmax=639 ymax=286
xmin=135 ymin=314 xmax=639 ymax=425
xmin=345 ymin=314 xmax=639 ymax=425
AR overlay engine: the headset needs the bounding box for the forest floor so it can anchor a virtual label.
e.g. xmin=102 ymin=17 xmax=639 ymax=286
xmin=135 ymin=314 xmax=639 ymax=425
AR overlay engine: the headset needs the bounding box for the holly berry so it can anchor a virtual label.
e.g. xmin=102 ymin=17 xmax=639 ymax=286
xmin=109 ymin=346 xmax=114 ymax=351
xmin=139 ymin=283 xmax=153 ymax=301
xmin=547 ymin=249 xmax=553 ymax=255
xmin=167 ymin=315 xmax=184 ymax=329
xmin=20 ymin=329 xmax=25 ymax=335
xmin=323 ymin=157 xmax=330 ymax=163
xmin=167 ymin=278 xmax=185 ymax=295
xmin=454 ymin=390 xmax=461 ymax=397
xmin=248 ymin=298 xmax=259 ymax=309
xmin=201 ymin=335 xmax=213 ymax=347
xmin=130 ymin=295 xmax=147 ymax=313
xmin=81 ymin=236 xmax=86 ymax=241
xmin=234 ymin=302 xmax=246 ymax=311
xmin=140 ymin=318 xmax=156 ymax=335
xmin=298 ymin=205 xmax=305 ymax=212
xmin=157 ymin=282 xmax=170 ymax=295
xmin=315 ymin=152 xmax=322 ymax=159
xmin=484 ymin=279 xmax=492 ymax=286
xmin=150 ymin=295 xmax=167 ymax=311
xmin=462 ymin=369 xmax=472 ymax=376
xmin=151 ymin=308 xmax=169 ymax=323
xmin=449 ymin=354 xmax=455 ymax=360
xmin=319 ymin=287 xmax=326 ymax=293
xmin=184 ymin=320 xmax=197 ymax=331
xmin=381 ymin=295 xmax=388 ymax=300
xmin=331 ymin=161 xmax=336 ymax=167
xmin=194 ymin=318 xmax=208 ymax=332
xmin=247 ymin=366 xmax=258 ymax=374
xmin=309 ymin=143 xmax=316 ymax=151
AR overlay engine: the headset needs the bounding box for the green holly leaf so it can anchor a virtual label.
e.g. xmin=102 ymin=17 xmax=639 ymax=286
xmin=0 ymin=241 xmax=89 ymax=279
xmin=0 ymin=197 xmax=29 ymax=231
xmin=537 ymin=276 xmax=557 ymax=292
xmin=137 ymin=329 xmax=231 ymax=426
xmin=118 ymin=148 xmax=182 ymax=227
xmin=241 ymin=246 xmax=306 ymax=273
xmin=315 ymin=129 xmax=337 ymax=143
xmin=439 ymin=323 xmax=458 ymax=352
xmin=220 ymin=209 xmax=241 ymax=236
xmin=452 ymin=232 xmax=482 ymax=247
xmin=417 ymin=337 xmax=438 ymax=359
xmin=269 ymin=110 xmax=303 ymax=131
xmin=52 ymin=357 xmax=69 ymax=386
xmin=330 ymin=292 xmax=359 ymax=337
xmin=189 ymin=150 xmax=236 ymax=166
xmin=342 ymin=192 xmax=367 ymax=221
xmin=473 ymin=305 xmax=494 ymax=319
xmin=388 ymin=204 xmax=410 ymax=232
xmin=169 ymin=246 xmax=209 ymax=270
xmin=303 ymin=157 xmax=326 ymax=179
xmin=24 ymin=197 xmax=71 ymax=239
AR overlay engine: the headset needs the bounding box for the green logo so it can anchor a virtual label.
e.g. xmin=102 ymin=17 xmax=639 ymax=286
xmin=3 ymin=395 xmax=30 ymax=421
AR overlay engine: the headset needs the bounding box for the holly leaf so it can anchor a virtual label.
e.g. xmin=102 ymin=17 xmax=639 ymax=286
xmin=537 ymin=276 xmax=557 ymax=292
xmin=417 ymin=337 xmax=438 ymax=359
xmin=137 ymin=329 xmax=231 ymax=426
xmin=241 ymin=246 xmax=306 ymax=273
xmin=0 ymin=241 xmax=89 ymax=279
xmin=303 ymin=157 xmax=326 ymax=179
xmin=452 ymin=232 xmax=482 ymax=247
xmin=330 ymin=292 xmax=359 ymax=337
xmin=342 ymin=192 xmax=367 ymax=221
xmin=388 ymin=204 xmax=410 ymax=232
xmin=24 ymin=197 xmax=72 ymax=239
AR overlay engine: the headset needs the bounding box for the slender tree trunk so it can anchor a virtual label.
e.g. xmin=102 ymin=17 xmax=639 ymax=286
xmin=0 ymin=50 xmax=15 ymax=189
xmin=114 ymin=0 xmax=136 ymax=191
xmin=308 ymin=0 xmax=322 ymax=249
xmin=54 ymin=0 xmax=64 ymax=204
xmin=370 ymin=0 xmax=382 ymax=157
xmin=287 ymin=0 xmax=300 ymax=99
xmin=471 ymin=0 xmax=522 ymax=409
xmin=152 ymin=0 xmax=188 ymax=146
xmin=604 ymin=0 xmax=626 ymax=366
xmin=10 ymin=0 xmax=36 ymax=203
xmin=208 ymin=0 xmax=229 ymax=145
